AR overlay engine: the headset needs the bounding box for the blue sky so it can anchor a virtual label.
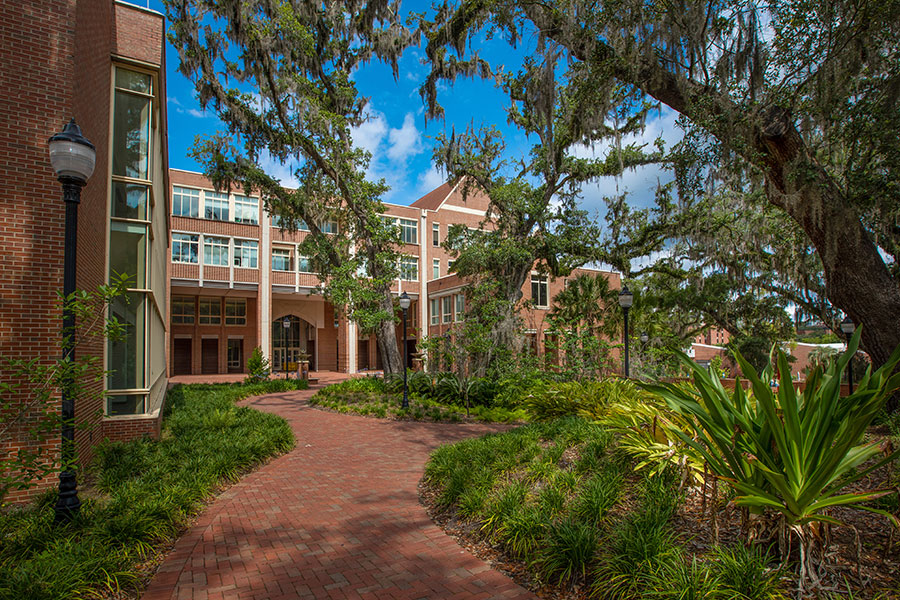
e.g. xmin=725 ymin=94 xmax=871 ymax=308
xmin=142 ymin=0 xmax=677 ymax=215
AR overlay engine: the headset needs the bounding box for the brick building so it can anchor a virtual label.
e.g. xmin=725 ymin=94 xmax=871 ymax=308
xmin=0 ymin=0 xmax=169 ymax=502
xmin=166 ymin=174 xmax=620 ymax=375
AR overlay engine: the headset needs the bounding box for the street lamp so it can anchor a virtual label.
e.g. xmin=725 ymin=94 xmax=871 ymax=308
xmin=282 ymin=317 xmax=291 ymax=376
xmin=840 ymin=316 xmax=855 ymax=394
xmin=618 ymin=285 xmax=633 ymax=378
xmin=48 ymin=119 xmax=96 ymax=524
xmin=399 ymin=292 xmax=411 ymax=409
xmin=640 ymin=332 xmax=649 ymax=344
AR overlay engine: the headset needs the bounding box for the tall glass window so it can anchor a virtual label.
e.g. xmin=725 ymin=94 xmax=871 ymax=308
xmin=234 ymin=195 xmax=258 ymax=224
xmin=172 ymin=186 xmax=200 ymax=218
xmin=298 ymin=256 xmax=312 ymax=273
xmin=432 ymin=222 xmax=440 ymax=246
xmin=108 ymin=66 xmax=154 ymax=415
xmin=233 ymin=240 xmax=258 ymax=268
xmin=203 ymin=236 xmax=229 ymax=266
xmin=398 ymin=218 xmax=417 ymax=244
xmin=205 ymin=191 xmax=229 ymax=221
xmin=455 ymin=294 xmax=464 ymax=321
xmin=442 ymin=296 xmax=453 ymax=323
xmin=531 ymin=275 xmax=549 ymax=308
xmin=432 ymin=258 xmax=440 ymax=280
xmin=430 ymin=299 xmax=439 ymax=325
xmin=399 ymin=256 xmax=418 ymax=281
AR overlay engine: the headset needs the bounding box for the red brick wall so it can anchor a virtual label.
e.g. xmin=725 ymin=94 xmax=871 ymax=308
xmin=101 ymin=415 xmax=161 ymax=443
xmin=0 ymin=0 xmax=77 ymax=503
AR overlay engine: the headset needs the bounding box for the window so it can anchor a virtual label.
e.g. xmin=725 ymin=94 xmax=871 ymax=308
xmin=531 ymin=275 xmax=549 ymax=308
xmin=432 ymin=222 xmax=440 ymax=247
xmin=172 ymin=296 xmax=195 ymax=324
xmin=108 ymin=66 xmax=154 ymax=415
xmin=203 ymin=236 xmax=229 ymax=266
xmin=198 ymin=298 xmax=221 ymax=324
xmin=227 ymin=339 xmax=243 ymax=370
xmin=233 ymin=240 xmax=258 ymax=268
xmin=234 ymin=195 xmax=258 ymax=224
xmin=205 ymin=191 xmax=229 ymax=221
xmin=272 ymin=248 xmax=292 ymax=271
xmin=172 ymin=186 xmax=200 ymax=218
xmin=398 ymin=218 xmax=417 ymax=244
xmin=172 ymin=233 xmax=198 ymax=264
xmin=321 ymin=220 xmax=338 ymax=234
xmin=399 ymin=256 xmax=418 ymax=281
xmin=271 ymin=215 xmax=309 ymax=230
xmin=448 ymin=259 xmax=455 ymax=272
xmin=442 ymin=296 xmax=453 ymax=323
xmin=298 ymin=255 xmax=312 ymax=273
xmin=455 ymin=294 xmax=464 ymax=322
xmin=432 ymin=258 xmax=440 ymax=280
xmin=430 ymin=298 xmax=439 ymax=326
xmin=225 ymin=298 xmax=247 ymax=325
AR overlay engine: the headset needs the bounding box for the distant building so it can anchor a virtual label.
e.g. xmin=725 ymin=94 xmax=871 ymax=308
xmin=0 ymin=0 xmax=169 ymax=502
xmin=166 ymin=174 xmax=620 ymax=374
xmin=694 ymin=327 xmax=731 ymax=347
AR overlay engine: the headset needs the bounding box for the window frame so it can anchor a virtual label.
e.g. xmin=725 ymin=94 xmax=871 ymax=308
xmin=432 ymin=222 xmax=440 ymax=247
xmin=399 ymin=256 xmax=418 ymax=281
xmin=442 ymin=296 xmax=453 ymax=324
xmin=224 ymin=298 xmax=247 ymax=326
xmin=398 ymin=218 xmax=418 ymax=245
xmin=531 ymin=275 xmax=549 ymax=308
xmin=455 ymin=294 xmax=464 ymax=322
xmin=272 ymin=247 xmax=293 ymax=272
xmin=204 ymin=191 xmax=230 ymax=221
xmin=172 ymin=186 xmax=200 ymax=218
xmin=430 ymin=298 xmax=440 ymax=326
xmin=233 ymin=194 xmax=259 ymax=224
xmin=432 ymin=258 xmax=440 ymax=280
xmin=233 ymin=239 xmax=259 ymax=269
xmin=203 ymin=236 xmax=230 ymax=266
xmin=171 ymin=296 xmax=195 ymax=324
xmin=198 ymin=297 xmax=222 ymax=325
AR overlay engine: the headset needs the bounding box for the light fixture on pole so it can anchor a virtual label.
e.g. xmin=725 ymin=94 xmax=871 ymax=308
xmin=398 ymin=292 xmax=411 ymax=409
xmin=840 ymin=316 xmax=855 ymax=394
xmin=282 ymin=317 xmax=291 ymax=376
xmin=48 ymin=119 xmax=96 ymax=524
xmin=618 ymin=285 xmax=633 ymax=378
xmin=640 ymin=332 xmax=649 ymax=344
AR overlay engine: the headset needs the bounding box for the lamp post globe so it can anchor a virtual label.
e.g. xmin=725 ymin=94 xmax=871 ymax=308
xmin=840 ymin=316 xmax=855 ymax=394
xmin=399 ymin=292 xmax=411 ymax=409
xmin=48 ymin=119 xmax=96 ymax=525
xmin=640 ymin=332 xmax=649 ymax=344
xmin=618 ymin=285 xmax=633 ymax=378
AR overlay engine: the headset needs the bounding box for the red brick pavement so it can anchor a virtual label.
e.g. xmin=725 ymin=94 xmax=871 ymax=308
xmin=142 ymin=382 xmax=536 ymax=600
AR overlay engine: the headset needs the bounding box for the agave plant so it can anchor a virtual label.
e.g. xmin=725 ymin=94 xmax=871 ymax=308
xmin=642 ymin=328 xmax=900 ymax=591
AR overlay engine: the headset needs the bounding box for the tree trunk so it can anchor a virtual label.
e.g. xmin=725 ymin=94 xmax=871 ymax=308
xmin=375 ymin=287 xmax=403 ymax=375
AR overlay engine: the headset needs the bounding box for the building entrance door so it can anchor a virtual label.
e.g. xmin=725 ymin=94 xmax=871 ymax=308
xmin=272 ymin=315 xmax=315 ymax=372
xmin=173 ymin=338 xmax=192 ymax=375
xmin=201 ymin=339 xmax=218 ymax=374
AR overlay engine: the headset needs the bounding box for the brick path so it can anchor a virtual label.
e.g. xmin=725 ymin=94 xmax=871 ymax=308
xmin=142 ymin=380 xmax=536 ymax=600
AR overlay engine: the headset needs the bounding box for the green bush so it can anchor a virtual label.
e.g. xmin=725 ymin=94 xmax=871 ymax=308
xmin=522 ymin=378 xmax=645 ymax=421
xmin=536 ymin=518 xmax=599 ymax=584
xmin=244 ymin=346 xmax=270 ymax=382
xmin=0 ymin=381 xmax=295 ymax=599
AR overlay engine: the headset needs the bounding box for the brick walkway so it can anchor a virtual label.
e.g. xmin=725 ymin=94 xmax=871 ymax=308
xmin=142 ymin=382 xmax=536 ymax=600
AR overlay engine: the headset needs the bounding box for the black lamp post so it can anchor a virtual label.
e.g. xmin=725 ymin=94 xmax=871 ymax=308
xmin=48 ymin=119 xmax=96 ymax=524
xmin=618 ymin=285 xmax=633 ymax=378
xmin=840 ymin=316 xmax=855 ymax=394
xmin=399 ymin=292 xmax=411 ymax=409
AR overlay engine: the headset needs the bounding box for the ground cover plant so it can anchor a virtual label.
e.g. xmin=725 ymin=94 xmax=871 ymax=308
xmin=421 ymin=344 xmax=900 ymax=598
xmin=0 ymin=380 xmax=299 ymax=599
xmin=308 ymin=374 xmax=527 ymax=423
xmin=421 ymin=417 xmax=792 ymax=599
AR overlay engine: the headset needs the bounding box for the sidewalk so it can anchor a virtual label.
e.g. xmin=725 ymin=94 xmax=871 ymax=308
xmin=142 ymin=383 xmax=536 ymax=600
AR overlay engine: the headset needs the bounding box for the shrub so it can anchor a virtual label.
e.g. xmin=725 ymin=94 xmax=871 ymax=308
xmin=711 ymin=544 xmax=785 ymax=600
xmin=244 ymin=346 xmax=270 ymax=382
xmin=644 ymin=328 xmax=900 ymax=588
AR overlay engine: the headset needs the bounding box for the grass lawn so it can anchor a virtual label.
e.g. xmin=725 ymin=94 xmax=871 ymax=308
xmin=0 ymin=379 xmax=303 ymax=600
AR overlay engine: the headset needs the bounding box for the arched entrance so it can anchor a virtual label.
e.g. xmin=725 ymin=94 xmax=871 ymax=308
xmin=272 ymin=315 xmax=316 ymax=372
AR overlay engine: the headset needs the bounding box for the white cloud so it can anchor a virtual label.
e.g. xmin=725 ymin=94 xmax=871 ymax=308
xmin=415 ymin=163 xmax=446 ymax=197
xmin=257 ymin=150 xmax=300 ymax=189
xmin=350 ymin=110 xmax=388 ymax=157
xmin=387 ymin=113 xmax=423 ymax=162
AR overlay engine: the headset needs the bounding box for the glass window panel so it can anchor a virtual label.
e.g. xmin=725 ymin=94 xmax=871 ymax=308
xmin=172 ymin=186 xmax=200 ymax=218
xmin=432 ymin=259 xmax=440 ymax=280
xmin=442 ymin=296 xmax=452 ymax=323
xmin=234 ymin=195 xmax=258 ymax=224
xmin=298 ymin=256 xmax=312 ymax=273
xmin=399 ymin=219 xmax=417 ymax=244
xmin=115 ymin=69 xmax=151 ymax=94
xmin=204 ymin=192 xmax=229 ymax=221
xmin=172 ymin=233 xmax=198 ymax=264
xmin=112 ymin=181 xmax=148 ymax=220
xmin=198 ymin=298 xmax=221 ymax=324
xmin=203 ymin=236 xmax=229 ymax=266
xmin=107 ymin=394 xmax=146 ymax=416
xmin=272 ymin=248 xmax=292 ymax=271
xmin=112 ymin=89 xmax=150 ymax=179
xmin=320 ymin=220 xmax=338 ymax=234
xmin=109 ymin=221 xmax=147 ymax=288
xmin=455 ymin=294 xmax=464 ymax=321
xmin=172 ymin=296 xmax=195 ymax=324
xmin=108 ymin=293 xmax=145 ymax=390
xmin=399 ymin=257 xmax=417 ymax=281
xmin=432 ymin=223 xmax=440 ymax=246
xmin=430 ymin=299 xmax=439 ymax=325
xmin=225 ymin=299 xmax=247 ymax=325
xmin=233 ymin=240 xmax=258 ymax=268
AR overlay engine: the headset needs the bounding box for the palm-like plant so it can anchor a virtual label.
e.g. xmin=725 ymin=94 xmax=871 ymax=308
xmin=642 ymin=328 xmax=900 ymax=591
xmin=549 ymin=273 xmax=620 ymax=336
